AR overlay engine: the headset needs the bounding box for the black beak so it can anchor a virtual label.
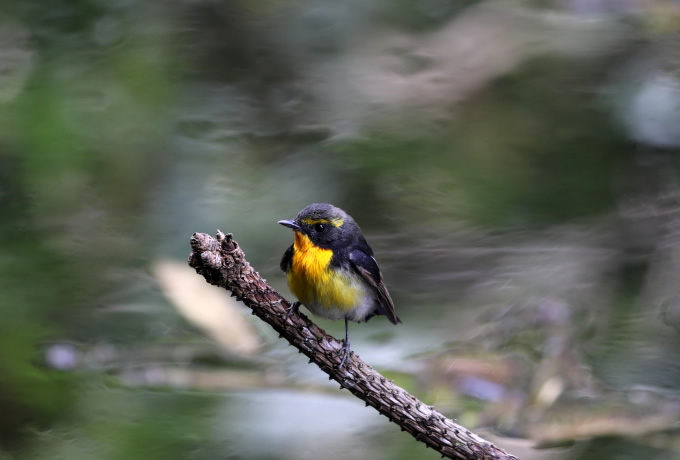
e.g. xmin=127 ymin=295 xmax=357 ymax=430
xmin=278 ymin=219 xmax=300 ymax=230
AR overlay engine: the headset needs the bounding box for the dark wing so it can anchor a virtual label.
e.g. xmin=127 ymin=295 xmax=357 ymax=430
xmin=348 ymin=248 xmax=400 ymax=325
xmin=280 ymin=245 xmax=294 ymax=272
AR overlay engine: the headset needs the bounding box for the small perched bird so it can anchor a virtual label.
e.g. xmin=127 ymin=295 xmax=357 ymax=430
xmin=279 ymin=203 xmax=400 ymax=368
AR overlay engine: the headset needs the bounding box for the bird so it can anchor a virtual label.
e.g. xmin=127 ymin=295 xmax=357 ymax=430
xmin=278 ymin=203 xmax=400 ymax=368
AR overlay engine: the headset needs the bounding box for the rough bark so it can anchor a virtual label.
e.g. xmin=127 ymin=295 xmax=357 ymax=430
xmin=188 ymin=231 xmax=518 ymax=460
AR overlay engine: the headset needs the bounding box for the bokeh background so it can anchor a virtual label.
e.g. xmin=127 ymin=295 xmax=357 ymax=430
xmin=2 ymin=0 xmax=680 ymax=459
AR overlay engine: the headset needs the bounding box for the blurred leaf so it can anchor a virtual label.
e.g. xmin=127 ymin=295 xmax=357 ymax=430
xmin=154 ymin=259 xmax=262 ymax=355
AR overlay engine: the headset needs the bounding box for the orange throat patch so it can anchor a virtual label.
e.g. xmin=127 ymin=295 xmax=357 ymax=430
xmin=287 ymin=231 xmax=360 ymax=311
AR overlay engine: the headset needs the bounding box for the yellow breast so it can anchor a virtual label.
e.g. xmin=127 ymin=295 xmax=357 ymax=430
xmin=287 ymin=231 xmax=361 ymax=312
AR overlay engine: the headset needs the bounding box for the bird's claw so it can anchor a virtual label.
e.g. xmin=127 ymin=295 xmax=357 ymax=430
xmin=286 ymin=301 xmax=301 ymax=320
xmin=338 ymin=339 xmax=351 ymax=369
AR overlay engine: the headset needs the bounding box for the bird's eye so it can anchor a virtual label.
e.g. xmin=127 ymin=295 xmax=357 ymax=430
xmin=314 ymin=223 xmax=325 ymax=232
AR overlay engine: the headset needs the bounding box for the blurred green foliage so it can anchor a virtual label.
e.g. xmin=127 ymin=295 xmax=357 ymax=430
xmin=1 ymin=0 xmax=680 ymax=459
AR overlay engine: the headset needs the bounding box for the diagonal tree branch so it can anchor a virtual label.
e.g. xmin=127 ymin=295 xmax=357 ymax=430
xmin=188 ymin=231 xmax=518 ymax=460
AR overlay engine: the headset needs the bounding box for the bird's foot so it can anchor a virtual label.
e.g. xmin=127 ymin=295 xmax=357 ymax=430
xmin=338 ymin=339 xmax=351 ymax=369
xmin=286 ymin=301 xmax=301 ymax=320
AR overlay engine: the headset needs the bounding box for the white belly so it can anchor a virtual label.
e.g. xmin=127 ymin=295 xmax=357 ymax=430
xmin=305 ymin=291 xmax=377 ymax=322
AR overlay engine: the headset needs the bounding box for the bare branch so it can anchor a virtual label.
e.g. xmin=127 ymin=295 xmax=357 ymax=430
xmin=188 ymin=231 xmax=518 ymax=460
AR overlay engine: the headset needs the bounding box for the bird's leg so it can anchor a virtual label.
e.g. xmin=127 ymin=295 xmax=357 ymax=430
xmin=338 ymin=318 xmax=351 ymax=369
xmin=286 ymin=301 xmax=301 ymax=319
